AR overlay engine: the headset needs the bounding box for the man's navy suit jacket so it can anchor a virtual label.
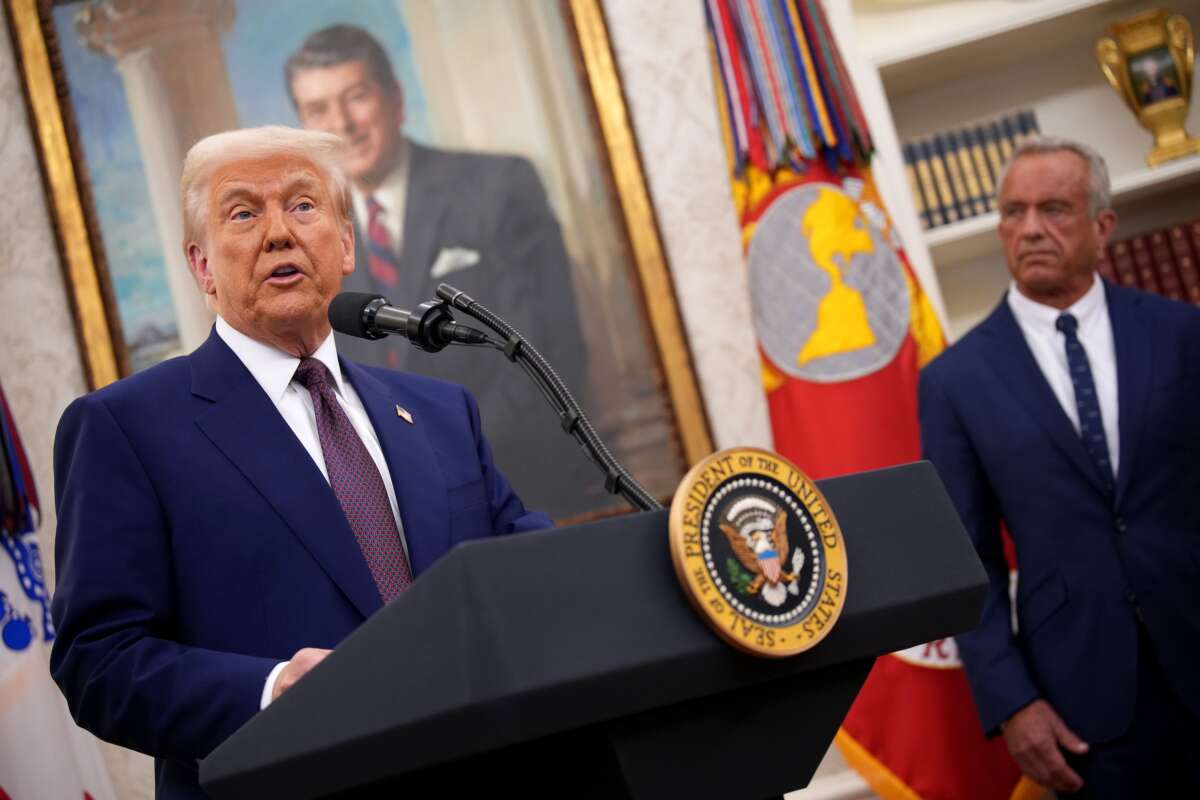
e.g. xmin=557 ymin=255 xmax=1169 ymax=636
xmin=49 ymin=330 xmax=551 ymax=799
xmin=919 ymin=281 xmax=1200 ymax=744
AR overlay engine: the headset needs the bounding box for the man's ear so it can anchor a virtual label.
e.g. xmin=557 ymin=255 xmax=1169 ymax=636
xmin=340 ymin=220 xmax=355 ymax=276
xmin=186 ymin=243 xmax=217 ymax=295
xmin=1094 ymin=208 xmax=1118 ymax=249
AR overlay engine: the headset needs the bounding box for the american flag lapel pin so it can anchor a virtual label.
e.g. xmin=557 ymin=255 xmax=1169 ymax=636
xmin=395 ymin=405 xmax=413 ymax=424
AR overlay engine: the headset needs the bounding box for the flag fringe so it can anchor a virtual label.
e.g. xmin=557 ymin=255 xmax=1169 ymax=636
xmin=836 ymin=728 xmax=1049 ymax=800
xmin=1010 ymin=777 xmax=1051 ymax=800
xmin=834 ymin=728 xmax=923 ymax=800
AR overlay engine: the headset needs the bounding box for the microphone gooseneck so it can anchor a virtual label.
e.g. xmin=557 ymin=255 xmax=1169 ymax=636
xmin=435 ymin=283 xmax=661 ymax=512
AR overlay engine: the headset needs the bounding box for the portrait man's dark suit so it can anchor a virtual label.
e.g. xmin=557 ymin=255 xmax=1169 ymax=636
xmin=337 ymin=139 xmax=596 ymax=518
xmin=919 ymin=140 xmax=1200 ymax=796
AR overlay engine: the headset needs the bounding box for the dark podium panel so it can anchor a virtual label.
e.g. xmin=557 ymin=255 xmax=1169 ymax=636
xmin=201 ymin=462 xmax=986 ymax=799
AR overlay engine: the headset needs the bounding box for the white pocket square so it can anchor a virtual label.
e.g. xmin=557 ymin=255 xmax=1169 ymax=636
xmin=429 ymin=247 xmax=480 ymax=278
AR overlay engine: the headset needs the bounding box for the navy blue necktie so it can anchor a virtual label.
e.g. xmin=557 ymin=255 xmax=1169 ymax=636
xmin=1056 ymin=313 xmax=1113 ymax=492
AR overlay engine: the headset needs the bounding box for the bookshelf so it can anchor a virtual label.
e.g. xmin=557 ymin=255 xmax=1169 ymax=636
xmin=829 ymin=0 xmax=1200 ymax=338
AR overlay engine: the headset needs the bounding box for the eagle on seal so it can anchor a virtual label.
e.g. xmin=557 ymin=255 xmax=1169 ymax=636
xmin=720 ymin=496 xmax=804 ymax=607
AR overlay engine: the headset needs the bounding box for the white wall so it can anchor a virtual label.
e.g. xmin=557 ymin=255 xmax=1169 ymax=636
xmin=601 ymin=0 xmax=773 ymax=450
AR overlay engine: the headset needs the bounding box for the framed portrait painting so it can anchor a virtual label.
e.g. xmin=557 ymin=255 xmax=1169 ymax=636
xmin=6 ymin=0 xmax=711 ymax=520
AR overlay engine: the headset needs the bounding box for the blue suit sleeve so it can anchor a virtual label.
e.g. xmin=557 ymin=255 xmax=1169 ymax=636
xmin=50 ymin=395 xmax=278 ymax=760
xmin=918 ymin=368 xmax=1039 ymax=735
xmin=459 ymin=385 xmax=553 ymax=534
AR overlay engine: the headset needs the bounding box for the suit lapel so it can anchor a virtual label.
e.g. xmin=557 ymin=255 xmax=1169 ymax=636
xmin=1106 ymin=284 xmax=1151 ymax=506
xmin=978 ymin=299 xmax=1111 ymax=496
xmin=398 ymin=141 xmax=454 ymax=301
xmin=340 ymin=359 xmax=450 ymax=576
xmin=189 ymin=333 xmax=382 ymax=620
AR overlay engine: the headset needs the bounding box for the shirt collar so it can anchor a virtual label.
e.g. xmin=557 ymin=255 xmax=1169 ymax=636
xmin=349 ymin=137 xmax=410 ymax=226
xmin=215 ymin=316 xmax=346 ymax=404
xmin=1007 ymin=272 xmax=1106 ymax=331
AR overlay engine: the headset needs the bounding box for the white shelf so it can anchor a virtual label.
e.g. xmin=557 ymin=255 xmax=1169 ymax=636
xmin=859 ymin=0 xmax=1139 ymax=95
xmin=1111 ymin=153 xmax=1200 ymax=201
xmin=925 ymin=154 xmax=1200 ymax=269
xmin=926 ymin=213 xmax=1000 ymax=267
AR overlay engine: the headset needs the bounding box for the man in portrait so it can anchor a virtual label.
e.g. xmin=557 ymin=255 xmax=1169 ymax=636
xmin=285 ymin=24 xmax=596 ymax=518
xmin=49 ymin=126 xmax=551 ymax=799
xmin=919 ymin=136 xmax=1200 ymax=797
xmin=1131 ymin=52 xmax=1180 ymax=105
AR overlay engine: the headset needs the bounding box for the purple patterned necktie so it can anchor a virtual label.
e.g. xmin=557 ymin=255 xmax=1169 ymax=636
xmin=293 ymin=357 xmax=412 ymax=601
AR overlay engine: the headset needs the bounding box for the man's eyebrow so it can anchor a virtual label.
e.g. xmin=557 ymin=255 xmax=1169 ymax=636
xmin=284 ymin=174 xmax=322 ymax=194
xmin=214 ymin=173 xmax=321 ymax=207
xmin=215 ymin=183 xmax=261 ymax=207
xmin=338 ymin=80 xmax=371 ymax=96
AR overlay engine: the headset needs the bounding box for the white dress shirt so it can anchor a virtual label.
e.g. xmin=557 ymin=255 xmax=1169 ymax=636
xmin=1007 ymin=274 xmax=1120 ymax=475
xmin=214 ymin=317 xmax=409 ymax=707
xmin=350 ymin=138 xmax=410 ymax=253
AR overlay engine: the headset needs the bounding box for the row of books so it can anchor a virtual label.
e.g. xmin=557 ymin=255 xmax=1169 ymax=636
xmin=902 ymin=110 xmax=1041 ymax=230
xmin=1099 ymin=222 xmax=1200 ymax=306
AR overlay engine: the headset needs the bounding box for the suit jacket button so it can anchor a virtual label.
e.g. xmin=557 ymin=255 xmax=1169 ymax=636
xmin=1114 ymin=515 xmax=1127 ymax=533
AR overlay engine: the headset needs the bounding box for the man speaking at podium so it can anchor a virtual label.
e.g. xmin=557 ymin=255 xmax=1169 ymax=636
xmin=50 ymin=126 xmax=550 ymax=799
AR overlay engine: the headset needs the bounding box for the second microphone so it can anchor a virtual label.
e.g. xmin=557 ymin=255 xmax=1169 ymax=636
xmin=329 ymin=292 xmax=494 ymax=353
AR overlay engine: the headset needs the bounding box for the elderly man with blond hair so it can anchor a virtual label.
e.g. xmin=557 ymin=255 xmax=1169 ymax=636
xmin=49 ymin=126 xmax=550 ymax=800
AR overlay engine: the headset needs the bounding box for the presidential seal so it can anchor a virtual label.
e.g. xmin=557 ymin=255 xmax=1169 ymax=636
xmin=668 ymin=448 xmax=848 ymax=657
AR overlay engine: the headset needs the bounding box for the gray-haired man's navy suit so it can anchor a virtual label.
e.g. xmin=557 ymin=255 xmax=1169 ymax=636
xmin=919 ymin=282 xmax=1200 ymax=795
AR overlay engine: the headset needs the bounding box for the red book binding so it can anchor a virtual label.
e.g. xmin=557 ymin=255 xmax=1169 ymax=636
xmin=1148 ymin=229 xmax=1183 ymax=300
xmin=1175 ymin=224 xmax=1200 ymax=306
xmin=1108 ymin=241 xmax=1139 ymax=289
xmin=1129 ymin=235 xmax=1161 ymax=294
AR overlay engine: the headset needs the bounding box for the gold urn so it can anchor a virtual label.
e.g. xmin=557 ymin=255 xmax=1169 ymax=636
xmin=1097 ymin=10 xmax=1200 ymax=166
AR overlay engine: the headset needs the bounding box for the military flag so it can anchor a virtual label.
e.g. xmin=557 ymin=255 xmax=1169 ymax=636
xmin=703 ymin=2 xmax=1037 ymax=797
xmin=1 ymin=381 xmax=113 ymax=800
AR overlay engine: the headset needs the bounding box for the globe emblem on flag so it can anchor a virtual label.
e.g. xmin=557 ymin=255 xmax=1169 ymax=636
xmin=746 ymin=182 xmax=910 ymax=382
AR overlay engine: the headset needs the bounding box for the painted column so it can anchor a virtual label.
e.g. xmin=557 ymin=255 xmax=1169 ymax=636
xmin=75 ymin=0 xmax=239 ymax=353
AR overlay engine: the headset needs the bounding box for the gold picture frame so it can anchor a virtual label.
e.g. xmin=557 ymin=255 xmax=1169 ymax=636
xmin=5 ymin=0 xmax=714 ymax=503
xmin=6 ymin=0 xmax=121 ymax=388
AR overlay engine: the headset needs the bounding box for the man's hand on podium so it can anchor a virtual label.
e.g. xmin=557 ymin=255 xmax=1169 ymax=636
xmin=271 ymin=648 xmax=333 ymax=703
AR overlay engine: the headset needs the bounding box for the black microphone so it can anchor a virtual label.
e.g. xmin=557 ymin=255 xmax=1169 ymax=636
xmin=329 ymin=292 xmax=493 ymax=353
